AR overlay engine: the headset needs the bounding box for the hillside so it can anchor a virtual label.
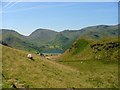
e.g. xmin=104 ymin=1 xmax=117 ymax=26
xmin=78 ymin=25 xmax=118 ymax=39
xmin=61 ymin=37 xmax=119 ymax=61
xmin=2 ymin=45 xmax=93 ymax=88
xmin=2 ymin=45 xmax=118 ymax=88
xmin=1 ymin=29 xmax=41 ymax=53
xmin=1 ymin=24 xmax=118 ymax=53
xmin=27 ymin=29 xmax=58 ymax=46
xmin=2 ymin=46 xmax=118 ymax=88
xmin=51 ymin=30 xmax=81 ymax=50
xmin=2 ymin=45 xmax=77 ymax=88
xmin=55 ymin=37 xmax=119 ymax=88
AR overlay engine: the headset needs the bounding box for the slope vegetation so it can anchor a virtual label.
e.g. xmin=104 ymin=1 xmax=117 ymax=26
xmin=61 ymin=37 xmax=119 ymax=61
xmin=56 ymin=37 xmax=119 ymax=88
xmin=1 ymin=45 xmax=87 ymax=88
xmin=2 ymin=45 xmax=118 ymax=88
xmin=2 ymin=45 xmax=79 ymax=88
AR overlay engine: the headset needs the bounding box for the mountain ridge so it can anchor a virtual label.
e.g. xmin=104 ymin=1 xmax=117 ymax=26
xmin=0 ymin=24 xmax=118 ymax=53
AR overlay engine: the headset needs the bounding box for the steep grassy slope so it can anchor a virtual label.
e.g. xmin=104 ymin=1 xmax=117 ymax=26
xmin=2 ymin=45 xmax=118 ymax=88
xmin=1 ymin=45 xmax=88 ymax=88
xmin=56 ymin=37 xmax=119 ymax=88
xmin=2 ymin=45 xmax=78 ymax=88
xmin=61 ymin=37 xmax=119 ymax=61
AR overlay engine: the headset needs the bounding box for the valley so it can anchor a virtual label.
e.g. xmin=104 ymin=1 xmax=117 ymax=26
xmin=1 ymin=24 xmax=119 ymax=88
xmin=1 ymin=1 xmax=118 ymax=89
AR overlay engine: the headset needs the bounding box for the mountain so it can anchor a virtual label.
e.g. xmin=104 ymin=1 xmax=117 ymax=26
xmin=27 ymin=29 xmax=58 ymax=46
xmin=1 ymin=29 xmax=81 ymax=53
xmin=1 ymin=29 xmax=41 ymax=53
xmin=51 ymin=30 xmax=81 ymax=50
xmin=78 ymin=25 xmax=118 ymax=39
xmin=0 ymin=24 xmax=118 ymax=53
xmin=50 ymin=33 xmax=70 ymax=49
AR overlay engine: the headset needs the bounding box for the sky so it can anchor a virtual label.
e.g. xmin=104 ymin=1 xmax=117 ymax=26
xmin=0 ymin=1 xmax=118 ymax=35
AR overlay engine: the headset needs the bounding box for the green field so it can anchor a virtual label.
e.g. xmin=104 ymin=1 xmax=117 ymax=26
xmin=2 ymin=43 xmax=119 ymax=88
xmin=57 ymin=37 xmax=119 ymax=88
xmin=58 ymin=60 xmax=118 ymax=88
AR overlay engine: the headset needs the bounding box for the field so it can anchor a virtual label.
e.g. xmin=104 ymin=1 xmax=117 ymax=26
xmin=56 ymin=37 xmax=119 ymax=88
xmin=2 ymin=44 xmax=119 ymax=88
xmin=58 ymin=59 xmax=118 ymax=88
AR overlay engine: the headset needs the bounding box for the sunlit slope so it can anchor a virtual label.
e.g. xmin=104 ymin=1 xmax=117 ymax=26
xmin=2 ymin=45 xmax=93 ymax=88
xmin=62 ymin=37 xmax=119 ymax=61
xmin=2 ymin=43 xmax=119 ymax=88
xmin=57 ymin=37 xmax=118 ymax=88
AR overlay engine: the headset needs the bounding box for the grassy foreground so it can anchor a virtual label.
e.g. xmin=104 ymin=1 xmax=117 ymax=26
xmin=58 ymin=59 xmax=118 ymax=88
xmin=2 ymin=44 xmax=118 ymax=88
xmin=57 ymin=37 xmax=119 ymax=88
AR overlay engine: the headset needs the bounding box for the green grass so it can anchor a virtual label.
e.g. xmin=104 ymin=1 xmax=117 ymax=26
xmin=61 ymin=37 xmax=119 ymax=61
xmin=57 ymin=37 xmax=119 ymax=88
xmin=2 ymin=45 xmax=76 ymax=88
xmin=72 ymin=39 xmax=88 ymax=55
xmin=3 ymin=45 xmax=115 ymax=88
xmin=57 ymin=59 xmax=118 ymax=88
xmin=2 ymin=36 xmax=119 ymax=88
